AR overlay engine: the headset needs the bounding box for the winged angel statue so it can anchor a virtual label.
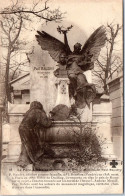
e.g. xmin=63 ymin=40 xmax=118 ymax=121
xmin=36 ymin=26 xmax=106 ymax=109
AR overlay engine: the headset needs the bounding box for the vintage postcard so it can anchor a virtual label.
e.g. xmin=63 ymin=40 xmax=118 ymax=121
xmin=0 ymin=0 xmax=123 ymax=195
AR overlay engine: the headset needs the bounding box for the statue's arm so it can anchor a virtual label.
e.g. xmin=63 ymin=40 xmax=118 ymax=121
xmin=37 ymin=110 xmax=52 ymax=128
xmin=76 ymin=74 xmax=88 ymax=91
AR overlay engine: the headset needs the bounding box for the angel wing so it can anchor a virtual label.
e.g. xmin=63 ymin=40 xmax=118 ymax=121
xmin=80 ymin=26 xmax=106 ymax=71
xmin=35 ymin=31 xmax=69 ymax=62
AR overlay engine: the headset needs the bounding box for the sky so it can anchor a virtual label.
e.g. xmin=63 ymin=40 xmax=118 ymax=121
xmin=1 ymin=0 xmax=122 ymax=28
xmin=52 ymin=0 xmax=122 ymax=33
xmin=0 ymin=0 xmax=122 ymax=44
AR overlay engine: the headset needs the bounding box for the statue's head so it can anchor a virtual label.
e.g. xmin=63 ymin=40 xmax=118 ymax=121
xmin=59 ymin=52 xmax=67 ymax=65
xmin=30 ymin=101 xmax=43 ymax=110
xmin=73 ymin=43 xmax=82 ymax=54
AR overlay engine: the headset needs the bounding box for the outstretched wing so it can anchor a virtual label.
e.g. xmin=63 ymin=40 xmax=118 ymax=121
xmin=35 ymin=31 xmax=66 ymax=62
xmin=80 ymin=26 xmax=106 ymax=71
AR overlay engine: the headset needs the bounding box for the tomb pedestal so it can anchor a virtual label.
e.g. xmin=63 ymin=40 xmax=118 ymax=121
xmin=55 ymin=78 xmax=71 ymax=107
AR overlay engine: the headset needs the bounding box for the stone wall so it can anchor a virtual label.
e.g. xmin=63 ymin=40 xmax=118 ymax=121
xmin=107 ymin=73 xmax=123 ymax=159
xmin=92 ymin=97 xmax=114 ymax=158
xmin=3 ymin=103 xmax=30 ymax=162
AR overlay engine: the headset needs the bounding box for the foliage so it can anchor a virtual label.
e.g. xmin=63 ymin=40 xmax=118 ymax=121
xmin=68 ymin=126 xmax=106 ymax=166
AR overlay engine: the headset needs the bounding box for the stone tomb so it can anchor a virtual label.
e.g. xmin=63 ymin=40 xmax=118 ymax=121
xmin=2 ymin=36 xmax=115 ymax=167
xmin=3 ymin=52 xmax=115 ymax=167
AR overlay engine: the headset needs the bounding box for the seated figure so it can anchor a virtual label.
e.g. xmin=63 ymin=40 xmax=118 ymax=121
xmin=67 ymin=43 xmax=96 ymax=109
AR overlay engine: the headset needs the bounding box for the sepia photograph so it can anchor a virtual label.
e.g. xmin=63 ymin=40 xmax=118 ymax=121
xmin=0 ymin=0 xmax=123 ymax=194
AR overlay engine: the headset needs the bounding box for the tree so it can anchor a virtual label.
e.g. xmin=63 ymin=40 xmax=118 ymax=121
xmin=93 ymin=23 xmax=122 ymax=94
xmin=0 ymin=0 xmax=65 ymax=102
xmin=0 ymin=0 xmax=64 ymax=22
xmin=0 ymin=14 xmax=24 ymax=102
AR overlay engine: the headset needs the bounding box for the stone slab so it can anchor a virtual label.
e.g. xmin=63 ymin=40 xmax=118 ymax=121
xmin=112 ymin=106 xmax=123 ymax=118
xmin=112 ymin=136 xmax=123 ymax=159
xmin=2 ymin=123 xmax=10 ymax=143
xmin=30 ymin=48 xmax=57 ymax=114
xmin=109 ymin=89 xmax=122 ymax=100
xmin=93 ymin=102 xmax=112 ymax=114
xmin=8 ymin=102 xmax=30 ymax=114
xmin=112 ymin=97 xmax=123 ymax=109
xmin=111 ymin=126 xmax=123 ymax=136
xmin=111 ymin=117 xmax=123 ymax=127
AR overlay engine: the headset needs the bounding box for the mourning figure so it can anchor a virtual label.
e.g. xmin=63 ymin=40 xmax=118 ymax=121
xmin=16 ymin=101 xmax=52 ymax=167
xmin=35 ymin=25 xmax=106 ymax=109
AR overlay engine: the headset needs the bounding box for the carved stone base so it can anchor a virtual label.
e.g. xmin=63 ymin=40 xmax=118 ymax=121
xmin=55 ymin=78 xmax=71 ymax=107
xmin=3 ymin=119 xmax=115 ymax=164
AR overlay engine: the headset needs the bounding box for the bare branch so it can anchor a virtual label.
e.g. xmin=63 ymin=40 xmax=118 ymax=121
xmin=0 ymin=0 xmax=65 ymax=102
xmin=0 ymin=0 xmax=65 ymax=22
xmin=94 ymin=23 xmax=122 ymax=94
xmin=11 ymin=16 xmax=23 ymax=45
xmin=0 ymin=21 xmax=9 ymax=36
xmin=96 ymin=60 xmax=106 ymax=71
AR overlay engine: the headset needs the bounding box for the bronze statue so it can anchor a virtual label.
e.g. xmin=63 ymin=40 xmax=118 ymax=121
xmin=36 ymin=25 xmax=106 ymax=108
xmin=54 ymin=52 xmax=68 ymax=78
